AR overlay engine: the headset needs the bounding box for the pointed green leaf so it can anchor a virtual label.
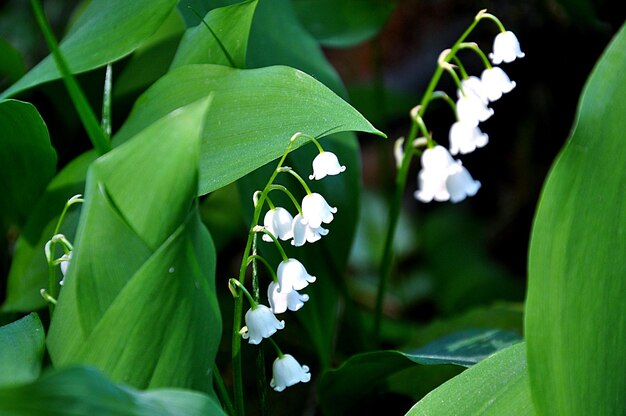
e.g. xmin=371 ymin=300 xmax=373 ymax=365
xmin=1 ymin=0 xmax=177 ymax=98
xmin=2 ymin=151 xmax=95 ymax=312
xmin=318 ymin=329 xmax=521 ymax=415
xmin=405 ymin=343 xmax=535 ymax=415
xmin=0 ymin=99 xmax=56 ymax=231
xmin=171 ymin=0 xmax=258 ymax=69
xmin=526 ymin=23 xmax=626 ymax=416
xmin=0 ymin=313 xmax=45 ymax=387
xmin=0 ymin=367 xmax=226 ymax=416
xmin=112 ymin=64 xmax=384 ymax=195
xmin=293 ymin=0 xmax=395 ymax=47
xmin=48 ymin=99 xmax=222 ymax=391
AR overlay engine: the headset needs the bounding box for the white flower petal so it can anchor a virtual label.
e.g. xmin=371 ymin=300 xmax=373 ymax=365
xmin=301 ymin=193 xmax=337 ymax=229
xmin=309 ymin=151 xmax=346 ymax=180
xmin=480 ymin=67 xmax=516 ymax=102
xmin=268 ymin=282 xmax=309 ymax=314
xmin=270 ymin=354 xmax=311 ymax=392
xmin=449 ymin=120 xmax=489 ymax=155
xmin=241 ymin=305 xmax=285 ymax=344
xmin=457 ymin=76 xmax=489 ymax=104
xmin=456 ymin=94 xmax=494 ymax=124
xmin=489 ymin=31 xmax=525 ymax=64
xmin=291 ymin=213 xmax=329 ymax=247
xmin=446 ymin=162 xmax=481 ymax=203
xmin=262 ymin=207 xmax=294 ymax=242
xmin=277 ymin=258 xmax=316 ymax=293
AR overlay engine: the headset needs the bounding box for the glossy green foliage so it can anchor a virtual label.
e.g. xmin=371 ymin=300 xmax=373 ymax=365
xmin=0 ymin=367 xmax=226 ymax=416
xmin=293 ymin=0 xmax=395 ymax=47
xmin=3 ymin=152 xmax=95 ymax=312
xmin=113 ymin=64 xmax=383 ymax=196
xmin=0 ymin=313 xmax=45 ymax=387
xmin=318 ymin=329 xmax=521 ymax=415
xmin=405 ymin=343 xmax=535 ymax=415
xmin=0 ymin=0 xmax=178 ymax=98
xmin=171 ymin=0 xmax=258 ymax=69
xmin=526 ymin=23 xmax=626 ymax=416
xmin=0 ymin=38 xmax=26 ymax=87
xmin=0 ymin=99 xmax=56 ymax=232
xmin=46 ymin=99 xmax=222 ymax=391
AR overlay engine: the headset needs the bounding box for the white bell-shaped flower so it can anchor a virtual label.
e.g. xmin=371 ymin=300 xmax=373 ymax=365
xmin=456 ymin=93 xmax=493 ymax=124
xmin=457 ymin=76 xmax=489 ymax=104
xmin=270 ymin=354 xmax=311 ymax=392
xmin=309 ymin=151 xmax=346 ymax=180
xmin=446 ymin=161 xmax=481 ymax=203
xmin=277 ymin=258 xmax=316 ymax=293
xmin=268 ymin=281 xmax=309 ymax=314
xmin=480 ymin=67 xmax=516 ymax=102
xmin=489 ymin=31 xmax=525 ymax=64
xmin=301 ymin=193 xmax=337 ymax=229
xmin=59 ymin=251 xmax=72 ymax=286
xmin=414 ymin=146 xmax=455 ymax=203
xmin=449 ymin=120 xmax=489 ymax=155
xmin=262 ymin=207 xmax=294 ymax=242
xmin=291 ymin=213 xmax=328 ymax=247
xmin=241 ymin=304 xmax=285 ymax=345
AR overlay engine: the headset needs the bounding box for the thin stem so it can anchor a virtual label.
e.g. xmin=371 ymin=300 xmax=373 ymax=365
xmin=374 ymin=14 xmax=484 ymax=343
xmin=431 ymin=91 xmax=457 ymax=115
xmin=268 ymin=184 xmax=302 ymax=213
xmin=458 ymin=42 xmax=492 ymax=69
xmin=254 ymin=228 xmax=288 ymax=262
xmin=247 ymin=255 xmax=279 ymax=283
xmin=31 ymin=0 xmax=111 ymax=155
xmin=308 ymin=137 xmax=325 ymax=153
xmin=231 ymin=136 xmax=298 ymax=416
xmin=476 ymin=10 xmax=506 ymax=32
xmin=277 ymin=167 xmax=312 ymax=195
xmin=213 ymin=365 xmax=236 ymax=416
xmin=267 ymin=337 xmax=283 ymax=358
xmin=451 ymin=55 xmax=468 ymax=79
xmin=229 ymin=278 xmax=257 ymax=308
xmin=252 ymin=235 xmax=259 ymax=302
xmin=101 ymin=64 xmax=113 ymax=136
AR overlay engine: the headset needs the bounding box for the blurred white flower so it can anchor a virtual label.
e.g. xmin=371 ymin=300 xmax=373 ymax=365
xmin=309 ymin=151 xmax=346 ymax=180
xmin=449 ymin=120 xmax=489 ymax=155
xmin=291 ymin=213 xmax=328 ymax=247
xmin=262 ymin=207 xmax=294 ymax=242
xmin=241 ymin=305 xmax=285 ymax=344
xmin=270 ymin=354 xmax=311 ymax=392
xmin=446 ymin=162 xmax=481 ymax=203
xmin=268 ymin=281 xmax=309 ymax=314
xmin=457 ymin=76 xmax=489 ymax=104
xmin=456 ymin=93 xmax=493 ymax=124
xmin=59 ymin=251 xmax=72 ymax=286
xmin=277 ymin=258 xmax=316 ymax=293
xmin=414 ymin=146 xmax=480 ymax=203
xmin=489 ymin=31 xmax=525 ymax=64
xmin=480 ymin=67 xmax=516 ymax=102
xmin=301 ymin=193 xmax=337 ymax=229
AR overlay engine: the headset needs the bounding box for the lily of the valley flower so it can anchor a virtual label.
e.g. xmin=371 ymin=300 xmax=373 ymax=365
xmin=241 ymin=304 xmax=285 ymax=344
xmin=456 ymin=93 xmax=493 ymax=124
xmin=301 ymin=193 xmax=337 ymax=229
xmin=489 ymin=31 xmax=525 ymax=64
xmin=480 ymin=67 xmax=516 ymax=102
xmin=268 ymin=282 xmax=309 ymax=314
xmin=309 ymin=151 xmax=346 ymax=180
xmin=59 ymin=251 xmax=72 ymax=286
xmin=458 ymin=76 xmax=489 ymax=104
xmin=449 ymin=120 xmax=489 ymax=155
xmin=277 ymin=258 xmax=316 ymax=293
xmin=414 ymin=146 xmax=480 ymax=203
xmin=291 ymin=213 xmax=329 ymax=247
xmin=263 ymin=207 xmax=294 ymax=242
xmin=270 ymin=354 xmax=311 ymax=392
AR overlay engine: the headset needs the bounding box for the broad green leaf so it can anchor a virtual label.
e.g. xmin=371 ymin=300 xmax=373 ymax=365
xmin=292 ymin=0 xmax=395 ymax=47
xmin=171 ymin=0 xmax=258 ymax=69
xmin=318 ymin=329 xmax=521 ymax=415
xmin=0 ymin=99 xmax=56 ymax=231
xmin=0 ymin=367 xmax=226 ymax=416
xmin=0 ymin=313 xmax=45 ymax=387
xmin=114 ymin=8 xmax=186 ymax=97
xmin=112 ymin=64 xmax=384 ymax=196
xmin=0 ymin=0 xmax=177 ymax=98
xmin=526 ymin=23 xmax=626 ymax=416
xmin=48 ymin=98 xmax=222 ymax=391
xmin=405 ymin=343 xmax=535 ymax=415
xmin=2 ymin=151 xmax=95 ymax=312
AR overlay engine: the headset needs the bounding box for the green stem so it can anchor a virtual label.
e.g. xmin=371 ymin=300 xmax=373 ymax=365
xmin=277 ymin=167 xmax=312 ymax=195
xmin=308 ymin=137 xmax=325 ymax=153
xmin=373 ymin=15 xmax=484 ymax=343
xmin=458 ymin=42 xmax=492 ymax=69
xmin=431 ymin=91 xmax=457 ymax=116
xmin=213 ymin=365 xmax=236 ymax=416
xmin=268 ymin=184 xmax=302 ymax=213
xmin=247 ymin=255 xmax=279 ymax=283
xmin=101 ymin=64 xmax=113 ymax=136
xmin=267 ymin=337 xmax=283 ymax=358
xmin=231 ymin=137 xmax=297 ymax=416
xmin=255 ymin=229 xmax=289 ymax=262
xmin=31 ymin=0 xmax=111 ymax=155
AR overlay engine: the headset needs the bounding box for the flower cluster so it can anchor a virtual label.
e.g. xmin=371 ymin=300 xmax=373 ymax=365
xmin=414 ymin=14 xmax=524 ymax=203
xmin=236 ymin=136 xmax=345 ymax=392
